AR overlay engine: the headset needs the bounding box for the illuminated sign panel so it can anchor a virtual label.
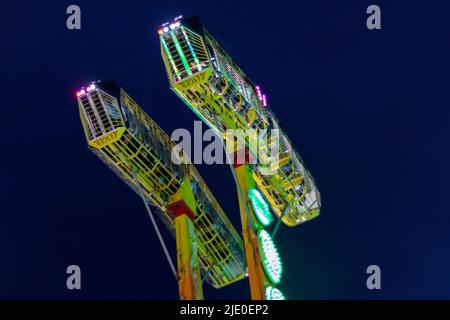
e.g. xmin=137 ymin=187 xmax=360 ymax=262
xmin=249 ymin=189 xmax=274 ymax=227
xmin=258 ymin=229 xmax=283 ymax=284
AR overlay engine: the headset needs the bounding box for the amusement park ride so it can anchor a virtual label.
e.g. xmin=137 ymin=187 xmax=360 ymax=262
xmin=76 ymin=15 xmax=321 ymax=300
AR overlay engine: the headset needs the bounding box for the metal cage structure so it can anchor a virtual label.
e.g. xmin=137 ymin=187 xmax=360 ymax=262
xmin=77 ymin=81 xmax=246 ymax=288
xmin=158 ymin=16 xmax=321 ymax=227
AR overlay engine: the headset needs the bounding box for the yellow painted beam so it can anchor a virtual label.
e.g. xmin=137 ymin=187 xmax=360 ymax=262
xmin=168 ymin=178 xmax=204 ymax=300
xmin=234 ymin=164 xmax=266 ymax=300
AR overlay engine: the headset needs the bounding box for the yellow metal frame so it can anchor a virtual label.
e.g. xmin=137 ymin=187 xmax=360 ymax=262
xmin=159 ymin=24 xmax=321 ymax=227
xmin=169 ymin=178 xmax=203 ymax=300
xmin=234 ymin=164 xmax=267 ymax=300
xmin=78 ymin=85 xmax=246 ymax=291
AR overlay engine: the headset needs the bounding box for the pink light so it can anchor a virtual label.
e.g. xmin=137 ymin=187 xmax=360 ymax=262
xmin=80 ymin=89 xmax=85 ymax=95
xmin=256 ymin=85 xmax=268 ymax=106
xmin=87 ymin=87 xmax=92 ymax=92
xmin=256 ymin=86 xmax=263 ymax=101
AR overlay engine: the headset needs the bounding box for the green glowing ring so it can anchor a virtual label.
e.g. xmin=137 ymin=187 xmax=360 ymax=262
xmin=248 ymin=188 xmax=274 ymax=227
xmin=258 ymin=229 xmax=283 ymax=284
xmin=265 ymin=286 xmax=286 ymax=300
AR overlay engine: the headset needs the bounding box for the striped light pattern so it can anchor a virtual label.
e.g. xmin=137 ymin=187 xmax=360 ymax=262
xmin=181 ymin=27 xmax=202 ymax=72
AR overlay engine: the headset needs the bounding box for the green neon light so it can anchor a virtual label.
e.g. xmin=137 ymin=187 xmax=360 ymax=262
xmin=181 ymin=27 xmax=202 ymax=71
xmin=266 ymin=286 xmax=286 ymax=300
xmin=170 ymin=31 xmax=192 ymax=76
xmin=161 ymin=37 xmax=180 ymax=79
xmin=258 ymin=229 xmax=283 ymax=284
xmin=249 ymin=188 xmax=274 ymax=227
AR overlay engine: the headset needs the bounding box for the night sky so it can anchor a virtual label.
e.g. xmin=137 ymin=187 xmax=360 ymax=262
xmin=1 ymin=0 xmax=450 ymax=299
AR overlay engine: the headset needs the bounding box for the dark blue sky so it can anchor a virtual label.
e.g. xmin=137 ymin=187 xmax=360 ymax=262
xmin=1 ymin=0 xmax=450 ymax=299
